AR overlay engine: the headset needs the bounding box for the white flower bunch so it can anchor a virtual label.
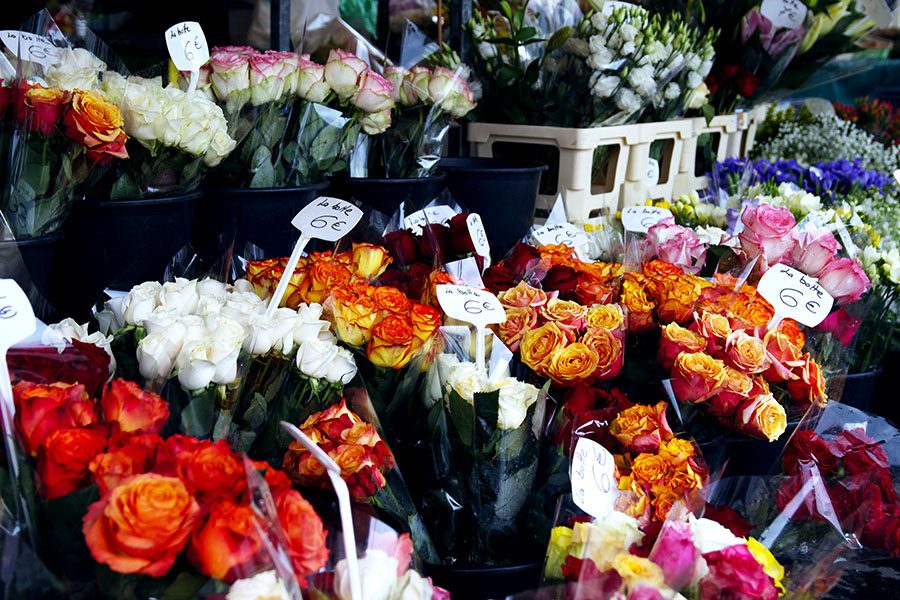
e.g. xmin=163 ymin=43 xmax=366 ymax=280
xmin=670 ymin=190 xmax=729 ymax=228
xmin=100 ymin=73 xmax=237 ymax=167
xmin=753 ymin=113 xmax=900 ymax=175
xmin=97 ymin=277 xmax=356 ymax=391
xmin=44 ymin=47 xmax=106 ymax=91
xmin=334 ymin=550 xmax=434 ymax=600
xmin=754 ymin=182 xmax=822 ymax=220
xmin=43 ymin=318 xmax=116 ymax=375
xmin=434 ymin=353 xmax=540 ymax=430
xmin=226 ymin=571 xmax=289 ymax=600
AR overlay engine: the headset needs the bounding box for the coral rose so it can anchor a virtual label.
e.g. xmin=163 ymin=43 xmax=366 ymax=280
xmin=496 ymin=306 xmax=538 ymax=352
xmin=670 ymin=352 xmax=726 ymax=403
xmin=64 ymin=90 xmax=126 ymax=148
xmin=706 ymin=367 xmax=753 ymax=418
xmin=546 ymin=343 xmax=600 ymax=386
xmin=786 ymin=354 xmax=828 ymax=408
xmin=541 ymin=298 xmax=588 ymax=341
xmin=690 ymin=311 xmax=732 ymax=355
xmin=38 ymin=425 xmax=109 ymax=500
xmin=658 ymin=323 xmax=707 ymax=371
xmin=276 ymin=489 xmax=330 ymax=578
xmin=520 ymin=322 xmax=568 ymax=374
xmin=83 ymin=473 xmax=199 ymax=577
xmin=189 ymin=500 xmax=263 ymax=582
xmin=176 ymin=440 xmax=246 ymax=505
xmin=724 ymin=330 xmax=767 ymax=374
xmin=733 ymin=394 xmax=787 ymax=441
xmin=610 ymin=402 xmax=673 ymax=454
xmin=367 ymin=314 xmax=416 ymax=369
xmin=762 ymin=330 xmax=805 ymax=381
xmin=101 ymin=379 xmax=169 ymax=434
xmin=581 ymin=327 xmax=624 ymax=380
xmin=14 ymin=380 xmax=97 ymax=456
xmin=89 ymin=433 xmax=162 ymax=496
xmin=498 ymin=281 xmax=554 ymax=309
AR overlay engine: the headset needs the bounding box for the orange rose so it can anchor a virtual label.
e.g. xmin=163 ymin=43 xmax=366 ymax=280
xmin=657 ymin=438 xmax=695 ymax=467
xmin=64 ymin=90 xmax=125 ymax=148
xmin=665 ymin=461 xmax=704 ymax=495
xmin=306 ymin=260 xmax=353 ymax=304
xmin=189 ymin=500 xmax=263 ymax=582
xmin=642 ymin=260 xmax=684 ymax=284
xmin=89 ymin=433 xmax=161 ymax=496
xmin=546 ymin=343 xmax=600 ymax=386
xmin=652 ymin=488 xmax=679 ymax=521
xmin=786 ymin=354 xmax=828 ymax=408
xmin=656 ymin=275 xmax=710 ymax=324
xmin=409 ymin=302 xmax=442 ymax=343
xmin=367 ymin=314 xmax=416 ymax=369
xmin=610 ymin=402 xmax=673 ymax=453
xmin=101 ymin=379 xmax=169 ymax=435
xmin=540 ymin=298 xmax=588 ymax=341
xmin=581 ymin=326 xmax=624 ymax=380
xmin=731 ymin=292 xmax=774 ymax=328
xmin=331 ymin=285 xmax=378 ymax=346
xmin=733 ymin=394 xmax=787 ymax=441
xmin=352 ymin=242 xmax=392 ymax=279
xmin=498 ymin=280 xmax=554 ymax=309
xmin=24 ymin=86 xmax=68 ymax=136
xmin=373 ymin=285 xmax=412 ymax=315
xmin=422 ymin=270 xmax=456 ymax=307
xmin=519 ymin=322 xmax=568 ymax=374
xmin=83 ymin=473 xmax=199 ymax=577
xmin=778 ymin=318 xmax=806 ymax=349
xmin=670 ymin=351 xmax=726 ymax=403
xmin=283 ymin=269 xmax=311 ymax=309
xmin=586 ymin=303 xmax=626 ymax=332
xmin=537 ymin=244 xmax=576 ymax=263
xmin=630 ymin=453 xmax=669 ymax=485
xmin=621 ymin=273 xmax=656 ymax=332
xmin=724 ymin=330 xmax=767 ymax=374
xmin=575 ymin=274 xmax=617 ymax=306
xmin=176 ymin=440 xmax=246 ymax=505
xmin=13 ymin=380 xmax=97 ymax=456
xmin=690 ymin=311 xmax=732 ymax=354
xmin=706 ymin=366 xmax=753 ymax=418
xmin=496 ymin=306 xmax=538 ymax=352
xmin=37 ymin=425 xmax=109 ymax=500
xmin=658 ymin=322 xmax=707 ymax=371
xmin=275 ymin=489 xmax=329 ymax=578
xmin=762 ymin=330 xmax=804 ymax=382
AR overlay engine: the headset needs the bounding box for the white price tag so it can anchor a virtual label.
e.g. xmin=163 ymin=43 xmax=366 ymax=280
xmin=621 ymin=205 xmax=673 ymax=234
xmin=571 ymin=437 xmax=617 ymax=520
xmin=436 ymin=285 xmax=506 ymax=328
xmin=757 ymin=265 xmax=834 ymax=327
xmin=857 ymin=0 xmax=892 ymax=27
xmin=291 ymin=196 xmax=363 ymax=242
xmin=403 ymin=205 xmax=456 ymax=235
xmin=466 ymin=214 xmax=490 ymax=263
xmin=0 ymin=280 xmax=36 ymax=351
xmin=488 ymin=335 xmax=514 ymax=382
xmin=646 ymin=158 xmax=660 ymax=186
xmin=760 ymin=0 xmax=808 ymax=30
xmin=532 ymin=223 xmax=588 ymax=248
xmin=0 ymin=31 xmax=61 ymax=67
xmin=164 ymin=22 xmax=209 ymax=72
xmin=893 ymin=169 xmax=900 ymax=187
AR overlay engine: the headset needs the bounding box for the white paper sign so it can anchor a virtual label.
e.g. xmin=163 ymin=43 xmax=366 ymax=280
xmin=466 ymin=213 xmax=490 ymax=262
xmin=760 ymin=0 xmax=808 ymax=30
xmin=436 ymin=285 xmax=506 ymax=328
xmin=621 ymin=205 xmax=673 ymax=234
xmin=488 ymin=335 xmax=514 ymax=382
xmin=757 ymin=264 xmax=834 ymax=327
xmin=893 ymin=169 xmax=900 ymax=187
xmin=532 ymin=222 xmax=588 ymax=248
xmin=571 ymin=437 xmax=617 ymax=520
xmin=0 ymin=280 xmax=36 ymax=350
xmin=165 ymin=22 xmax=209 ymax=72
xmin=403 ymin=205 xmax=456 ymax=235
xmin=291 ymin=196 xmax=363 ymax=242
xmin=0 ymin=31 xmax=61 ymax=67
xmin=646 ymin=158 xmax=660 ymax=186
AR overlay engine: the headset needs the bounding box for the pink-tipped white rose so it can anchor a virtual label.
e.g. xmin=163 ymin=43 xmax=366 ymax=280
xmin=249 ymin=51 xmax=289 ymax=105
xmin=428 ymin=67 xmax=476 ymax=118
xmin=297 ymin=54 xmax=330 ymax=103
xmin=324 ymin=48 xmax=367 ymax=100
xmin=351 ymin=71 xmax=395 ymax=113
xmin=817 ymin=257 xmax=870 ymax=305
xmin=209 ymin=48 xmax=252 ymax=107
xmin=791 ymin=225 xmax=840 ymax=277
xmin=384 ymin=66 xmax=417 ymax=106
xmin=645 ymin=218 xmax=707 ymax=275
xmin=409 ymin=67 xmax=432 ymax=103
xmin=738 ymin=204 xmax=798 ymax=268
xmin=360 ymin=108 xmax=392 ymax=135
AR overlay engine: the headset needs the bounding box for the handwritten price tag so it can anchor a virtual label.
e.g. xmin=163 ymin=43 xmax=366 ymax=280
xmin=0 ymin=280 xmax=35 ymax=351
xmin=436 ymin=285 xmax=506 ymax=328
xmin=532 ymin=223 xmax=588 ymax=248
xmin=165 ymin=22 xmax=209 ymax=72
xmin=621 ymin=205 xmax=673 ymax=234
xmin=466 ymin=214 xmax=490 ymax=263
xmin=646 ymin=158 xmax=660 ymax=186
xmin=291 ymin=197 xmax=363 ymax=242
xmin=0 ymin=31 xmax=61 ymax=67
xmin=760 ymin=0 xmax=808 ymax=30
xmin=757 ymin=265 xmax=834 ymax=327
xmin=571 ymin=437 xmax=617 ymax=520
xmin=404 ymin=205 xmax=456 ymax=235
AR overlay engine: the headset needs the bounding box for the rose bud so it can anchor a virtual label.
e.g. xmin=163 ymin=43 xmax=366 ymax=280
xmin=359 ymin=108 xmax=392 ymax=135
xmin=209 ymin=48 xmax=252 ymax=104
xmin=101 ymin=379 xmax=169 ymax=435
xmin=248 ymin=51 xmax=289 ymax=105
xmin=448 ymin=213 xmax=476 ymax=256
xmin=352 ymin=242 xmax=392 ymax=279
xmin=670 ymin=351 xmax=727 ymax=403
xmin=658 ymin=322 xmax=707 ymax=371
xmin=482 ymin=264 xmax=518 ymax=294
xmin=383 ymin=229 xmax=420 ymax=266
xmin=24 ymin=87 xmax=69 ymax=137
xmin=785 ymin=354 xmax=828 ymax=408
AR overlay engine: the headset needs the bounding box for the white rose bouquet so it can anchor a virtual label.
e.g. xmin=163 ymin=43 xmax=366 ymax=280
xmin=93 ymin=276 xmax=357 ymax=456
xmin=96 ymin=73 xmax=237 ymax=198
xmin=414 ymin=328 xmax=550 ymax=565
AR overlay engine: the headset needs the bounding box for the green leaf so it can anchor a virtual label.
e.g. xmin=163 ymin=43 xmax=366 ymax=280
xmin=701 ymin=102 xmax=715 ymax=124
xmin=500 ymin=1 xmax=514 ymax=23
xmin=546 ymin=26 xmax=573 ymax=54
xmin=249 ymin=157 xmax=277 ymax=188
xmin=180 ymin=390 xmax=216 ymax=437
xmin=447 ymin=389 xmax=474 ymax=447
xmin=473 ymin=389 xmax=500 ymax=445
xmin=160 ymin=572 xmax=209 ymax=600
xmin=243 ymin=393 xmax=268 ymax=430
xmin=515 ymin=26 xmax=540 ymax=43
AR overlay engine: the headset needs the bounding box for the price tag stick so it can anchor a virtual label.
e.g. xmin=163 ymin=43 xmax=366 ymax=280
xmin=186 ymin=69 xmax=199 ymax=95
xmin=280 ymin=422 xmax=362 ymax=600
xmin=474 ymin=324 xmax=487 ymax=373
xmin=266 ymin=235 xmax=310 ymax=317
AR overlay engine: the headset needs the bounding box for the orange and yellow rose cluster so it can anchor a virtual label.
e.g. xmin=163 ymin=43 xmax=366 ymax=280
xmin=329 ymin=282 xmax=442 ymax=369
xmin=282 ymin=399 xmax=394 ymax=500
xmin=609 ymin=403 xmax=707 ymax=525
xmin=0 ymin=80 xmax=128 ymax=164
xmin=12 ymin=378 xmax=328 ymax=584
xmin=246 ymin=242 xmax=393 ymax=308
xmin=495 ymin=281 xmax=625 ymax=387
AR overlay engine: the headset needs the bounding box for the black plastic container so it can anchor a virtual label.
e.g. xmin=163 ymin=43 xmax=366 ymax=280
xmin=699 ymin=421 xmax=800 ymax=478
xmin=439 ymin=157 xmax=547 ymax=261
xmin=195 ymin=182 xmax=329 ymax=259
xmin=328 ymin=172 xmax=447 ymax=217
xmin=0 ymin=232 xmax=64 ymax=322
xmin=59 ymin=192 xmax=200 ymax=319
xmin=840 ymin=368 xmax=883 ymax=413
xmin=425 ymin=560 xmax=544 ymax=600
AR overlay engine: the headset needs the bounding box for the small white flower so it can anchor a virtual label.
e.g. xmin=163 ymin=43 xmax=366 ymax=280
xmin=590 ymin=74 xmax=620 ymax=99
xmin=226 ymin=570 xmax=290 ymax=600
xmin=614 ymin=87 xmax=642 ymax=113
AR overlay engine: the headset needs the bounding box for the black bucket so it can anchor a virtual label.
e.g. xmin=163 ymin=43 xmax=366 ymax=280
xmin=195 ymin=182 xmax=329 ymax=259
xmin=699 ymin=421 xmax=800 ymax=478
xmin=425 ymin=560 xmax=544 ymax=600
xmin=0 ymin=233 xmax=64 ymax=322
xmin=59 ymin=193 xmax=200 ymax=319
xmin=840 ymin=368 xmax=883 ymax=413
xmin=439 ymin=157 xmax=547 ymax=261
xmin=328 ymin=172 xmax=447 ymax=217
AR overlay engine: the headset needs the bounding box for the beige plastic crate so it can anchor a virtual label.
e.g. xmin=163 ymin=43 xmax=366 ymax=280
xmin=467 ymin=119 xmax=693 ymax=221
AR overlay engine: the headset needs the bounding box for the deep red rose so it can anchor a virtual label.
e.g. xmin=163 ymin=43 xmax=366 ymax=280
xmin=374 ymin=269 xmax=411 ymax=298
xmin=419 ymin=223 xmax=450 ymax=262
xmin=37 ymin=424 xmax=110 ymax=500
xmin=843 ymin=445 xmax=891 ymax=477
xmin=0 ymin=85 xmax=11 ymax=117
xmin=832 ymin=427 xmax=881 ymax=458
xmin=542 ymin=265 xmax=579 ymax=298
xmin=505 ymin=243 xmax=541 ymax=277
xmin=735 ymin=70 xmax=762 ymax=98
xmin=405 ymin=262 xmax=432 ymax=301
xmin=703 ymin=504 xmax=754 ymax=538
xmin=448 ymin=213 xmax=476 ymax=256
xmin=8 ymin=338 xmax=110 ymax=398
xmin=782 ymin=430 xmax=838 ymax=477
xmin=383 ymin=229 xmax=420 ymax=266
xmin=482 ymin=264 xmax=518 ymax=294
xmin=863 ymin=514 xmax=900 ymax=556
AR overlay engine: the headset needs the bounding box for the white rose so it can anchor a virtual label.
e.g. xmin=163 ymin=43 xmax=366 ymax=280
xmin=142 ymin=308 xmax=182 ymax=335
xmin=197 ymin=278 xmax=228 ymax=301
xmin=690 ymin=515 xmax=745 ymax=554
xmin=43 ymin=319 xmax=117 ymax=375
xmin=336 ymin=550 xmax=399 ymax=600
xmin=207 ymin=315 xmax=247 ymax=348
xmin=180 ymin=315 xmax=211 ymax=343
xmin=686 ymin=82 xmax=710 ymax=110
xmin=121 ymin=82 xmax=164 ymax=142
xmin=578 ymin=512 xmax=644 ymax=572
xmin=226 ymin=570 xmax=290 ymax=600
xmin=45 ymin=47 xmax=106 ymax=91
xmin=390 ymin=570 xmax=434 ymax=600
xmin=296 ymin=339 xmax=338 ymax=379
xmin=494 ymin=378 xmax=540 ymax=430
xmin=297 ymin=59 xmax=331 ymax=103
xmin=123 ymin=281 xmax=162 ymax=325
xmin=176 ymin=338 xmax=240 ymax=390
xmin=328 ymin=347 xmax=358 ymax=384
xmin=614 ymin=87 xmax=642 ymax=113
xmin=137 ymin=331 xmax=183 ymax=380
xmin=447 ymin=362 xmax=486 ymax=403
xmin=95 ymin=296 xmax=126 ymax=335
xmin=590 ymin=74 xmax=620 ymax=99
xmin=157 ymin=278 xmax=200 ymax=315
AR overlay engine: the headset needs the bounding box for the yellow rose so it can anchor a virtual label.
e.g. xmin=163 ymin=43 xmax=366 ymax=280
xmin=581 ymin=327 xmax=623 ymax=380
xmin=585 ymin=303 xmax=625 ymax=331
xmin=351 ymin=242 xmax=392 ymax=279
xmin=543 ymin=526 xmax=574 ymax=581
xmin=671 ymin=351 xmax=727 ymax=403
xmin=630 ymin=453 xmax=668 ymax=485
xmin=331 ymin=285 xmax=378 ymax=346
xmin=546 ymin=342 xmax=600 ymax=386
xmin=735 ymin=394 xmax=787 ymax=441
xmin=519 ymin=322 xmax=568 ymax=374
xmin=725 ymin=330 xmax=767 ymax=374
xmin=658 ymin=322 xmax=707 ymax=371
xmin=612 ymin=553 xmax=666 ymax=589
xmin=747 ymin=537 xmax=785 ymax=595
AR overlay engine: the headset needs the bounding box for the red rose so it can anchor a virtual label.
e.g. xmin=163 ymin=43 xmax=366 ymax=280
xmin=275 ymin=489 xmax=329 ymax=580
xmin=419 ymin=223 xmax=450 ymax=261
xmin=447 ymin=213 xmax=476 ymax=256
xmin=101 ymin=379 xmax=170 ymax=435
xmin=863 ymin=514 xmax=900 ymax=556
xmin=699 ymin=544 xmax=778 ymax=600
xmin=775 ymin=476 xmax=813 ymax=521
xmin=561 ymin=557 xmax=623 ymax=596
xmin=383 ymin=229 xmax=420 ymax=266
xmin=153 ymin=434 xmax=209 ymax=476
xmin=188 ymin=500 xmax=264 ymax=582
xmin=37 ymin=424 xmax=109 ymax=500
xmin=176 ymin=440 xmax=246 ymax=505
xmin=86 ymin=131 xmax=128 ymax=165
xmin=89 ymin=433 xmax=162 ymax=496
xmin=14 ymin=381 xmax=98 ymax=456
xmin=782 ymin=430 xmax=837 ymax=477
xmin=482 ymin=264 xmax=518 ymax=294
xmin=505 ymin=243 xmax=541 ymax=277
xmin=703 ymin=505 xmax=753 ymax=538
xmin=843 ymin=446 xmax=890 ymax=477
xmin=0 ymin=84 xmax=11 ymax=117
xmin=22 ymin=86 xmax=68 ymax=137
xmin=8 ymin=338 xmax=111 ymax=398
xmin=405 ymin=262 xmax=432 ymax=301
xmin=542 ymin=265 xmax=579 ymax=299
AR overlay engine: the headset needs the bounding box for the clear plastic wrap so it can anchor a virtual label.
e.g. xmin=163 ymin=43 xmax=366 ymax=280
xmin=280 ymin=100 xmax=358 ymax=186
